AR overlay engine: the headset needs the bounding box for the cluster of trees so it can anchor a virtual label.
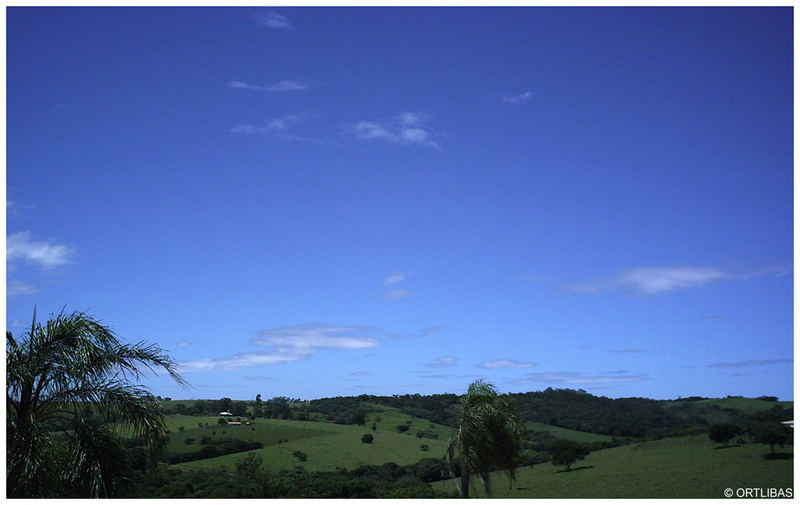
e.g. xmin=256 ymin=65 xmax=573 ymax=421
xmin=708 ymin=418 xmax=793 ymax=456
xmin=134 ymin=455 xmax=458 ymax=498
xmin=167 ymin=439 xmax=265 ymax=464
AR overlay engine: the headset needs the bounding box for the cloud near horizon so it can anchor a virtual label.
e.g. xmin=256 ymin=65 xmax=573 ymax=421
xmin=423 ymin=356 xmax=459 ymax=368
xmin=479 ymin=359 xmax=536 ymax=369
xmin=707 ymin=359 xmax=792 ymax=368
xmin=178 ymin=323 xmax=380 ymax=373
xmin=513 ymin=371 xmax=648 ymax=386
xmin=567 ymin=264 xmax=791 ymax=295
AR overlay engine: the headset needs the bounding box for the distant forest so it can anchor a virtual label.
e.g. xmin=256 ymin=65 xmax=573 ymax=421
xmin=162 ymin=388 xmax=791 ymax=440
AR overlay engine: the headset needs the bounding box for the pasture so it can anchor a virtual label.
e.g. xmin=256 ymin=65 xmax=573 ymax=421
xmin=167 ymin=410 xmax=452 ymax=473
xmin=437 ymin=435 xmax=793 ymax=498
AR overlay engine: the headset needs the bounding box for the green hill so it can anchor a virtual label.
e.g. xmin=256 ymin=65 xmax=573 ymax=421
xmin=437 ymin=436 xmax=793 ymax=498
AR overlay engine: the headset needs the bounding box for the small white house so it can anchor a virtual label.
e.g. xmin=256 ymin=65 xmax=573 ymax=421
xmin=781 ymin=420 xmax=793 ymax=429
xmin=219 ymin=411 xmax=233 ymax=416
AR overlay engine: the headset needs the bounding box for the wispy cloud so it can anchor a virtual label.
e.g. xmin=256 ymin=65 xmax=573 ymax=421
xmin=255 ymin=11 xmax=291 ymax=29
xmin=502 ymin=91 xmax=533 ymax=104
xmin=707 ymin=359 xmax=792 ymax=368
xmin=383 ymin=271 xmax=413 ymax=299
xmin=513 ymin=371 xmax=648 ymax=386
xmin=7 ymin=280 xmax=38 ymax=297
xmin=179 ymin=323 xmax=380 ymax=373
xmin=567 ymin=264 xmax=791 ymax=295
xmin=424 ymin=356 xmax=459 ymax=368
xmin=177 ymin=341 xmax=192 ymax=347
xmin=479 ymin=359 xmax=536 ymax=369
xmin=386 ymin=290 xmax=412 ymax=299
xmin=231 ymin=113 xmax=337 ymax=146
xmin=227 ymin=80 xmax=311 ymax=93
xmin=349 ymin=371 xmax=371 ymax=377
xmin=384 ymin=272 xmax=410 ymax=285
xmin=385 ymin=326 xmax=445 ymax=339
xmin=348 ymin=112 xmax=440 ymax=147
xmin=606 ymin=349 xmax=648 ymax=354
xmin=7 ymin=231 xmax=73 ymax=269
xmin=10 ymin=319 xmax=27 ymax=328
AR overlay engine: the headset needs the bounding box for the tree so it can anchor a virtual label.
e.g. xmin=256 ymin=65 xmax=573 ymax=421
xmin=708 ymin=423 xmax=740 ymax=447
xmin=362 ymin=434 xmax=374 ymax=444
xmin=548 ymin=439 xmax=590 ymax=471
xmin=6 ymin=309 xmax=187 ymax=498
xmin=446 ymin=380 xmax=525 ymax=498
xmin=753 ymin=422 xmax=792 ymax=456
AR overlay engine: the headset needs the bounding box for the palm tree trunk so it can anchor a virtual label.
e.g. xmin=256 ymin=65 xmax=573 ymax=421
xmin=460 ymin=464 xmax=470 ymax=498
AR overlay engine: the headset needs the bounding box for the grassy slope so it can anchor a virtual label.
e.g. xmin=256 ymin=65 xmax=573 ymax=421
xmin=695 ymin=398 xmax=793 ymax=414
xmin=526 ymin=422 xmax=614 ymax=443
xmin=437 ymin=436 xmax=793 ymax=498
xmin=170 ymin=408 xmax=453 ymax=473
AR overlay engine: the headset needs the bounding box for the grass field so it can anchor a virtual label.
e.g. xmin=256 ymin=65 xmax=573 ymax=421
xmin=167 ymin=408 xmax=452 ymax=473
xmin=695 ymin=397 xmax=794 ymax=414
xmin=526 ymin=422 xmax=615 ymax=443
xmin=436 ymin=436 xmax=793 ymax=498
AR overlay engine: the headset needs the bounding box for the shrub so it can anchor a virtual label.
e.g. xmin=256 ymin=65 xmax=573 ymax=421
xmin=293 ymin=450 xmax=308 ymax=462
xmin=548 ymin=439 xmax=590 ymax=471
xmin=397 ymin=425 xmax=410 ymax=433
xmin=420 ymin=444 xmax=429 ymax=451
xmin=709 ymin=423 xmax=740 ymax=447
xmin=362 ymin=434 xmax=374 ymax=444
xmin=178 ymin=426 xmax=185 ymax=432
xmin=184 ymin=438 xmax=195 ymax=445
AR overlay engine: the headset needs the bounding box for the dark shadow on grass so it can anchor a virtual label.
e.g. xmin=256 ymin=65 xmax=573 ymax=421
xmin=554 ymin=465 xmax=594 ymax=474
xmin=762 ymin=453 xmax=793 ymax=460
xmin=713 ymin=445 xmax=741 ymax=450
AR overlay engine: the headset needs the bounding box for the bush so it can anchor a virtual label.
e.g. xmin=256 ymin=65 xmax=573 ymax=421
xmin=178 ymin=426 xmax=185 ymax=432
xmin=397 ymin=425 xmax=410 ymax=433
xmin=709 ymin=423 xmax=740 ymax=447
xmin=200 ymin=435 xmax=212 ymax=445
xmin=548 ymin=439 xmax=590 ymax=471
xmin=184 ymin=438 xmax=195 ymax=445
xmin=420 ymin=444 xmax=429 ymax=451
xmin=362 ymin=434 xmax=374 ymax=444
xmin=293 ymin=450 xmax=308 ymax=462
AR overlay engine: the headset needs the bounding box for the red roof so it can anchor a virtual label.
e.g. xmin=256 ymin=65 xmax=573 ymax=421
xmin=227 ymin=421 xmax=242 ymax=425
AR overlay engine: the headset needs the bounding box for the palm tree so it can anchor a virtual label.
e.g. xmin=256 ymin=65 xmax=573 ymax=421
xmin=447 ymin=380 xmax=525 ymax=498
xmin=7 ymin=309 xmax=187 ymax=497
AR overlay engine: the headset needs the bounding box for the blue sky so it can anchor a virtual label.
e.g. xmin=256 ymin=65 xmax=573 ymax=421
xmin=6 ymin=7 xmax=794 ymax=401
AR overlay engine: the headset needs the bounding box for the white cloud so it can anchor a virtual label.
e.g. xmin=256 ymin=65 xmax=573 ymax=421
xmin=386 ymin=290 xmax=412 ymax=299
xmin=231 ymin=113 xmax=336 ymax=146
xmin=7 ymin=231 xmax=73 ymax=269
xmin=424 ymin=356 xmax=459 ymax=368
xmin=502 ymin=91 xmax=533 ymax=104
xmin=177 ymin=341 xmax=192 ymax=347
xmin=616 ymin=267 xmax=728 ymax=294
xmin=707 ymin=359 xmax=792 ymax=368
xmin=227 ymin=80 xmax=310 ymax=93
xmin=178 ymin=323 xmax=380 ymax=373
xmin=10 ymin=319 xmax=27 ymax=328
xmin=479 ymin=359 xmax=536 ymax=369
xmin=348 ymin=112 xmax=440 ymax=147
xmin=513 ymin=371 xmax=648 ymax=386
xmin=568 ymin=266 xmax=739 ymax=295
xmin=255 ymin=11 xmax=291 ymax=29
xmin=398 ymin=112 xmax=426 ymax=126
xmin=384 ymin=272 xmax=408 ymax=285
xmin=7 ymin=280 xmax=38 ymax=297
